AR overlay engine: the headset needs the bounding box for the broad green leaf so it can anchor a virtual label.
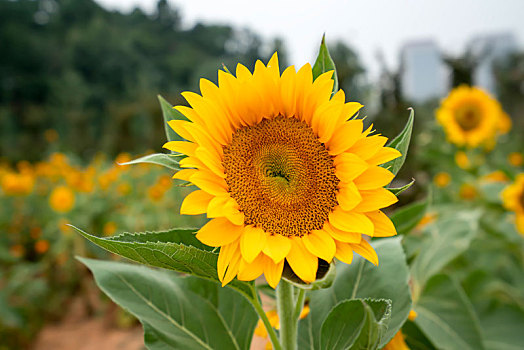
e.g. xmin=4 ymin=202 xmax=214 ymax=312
xmin=72 ymin=226 xmax=254 ymax=298
xmin=120 ymin=153 xmax=180 ymax=170
xmin=388 ymin=178 xmax=415 ymax=196
xmin=415 ymin=274 xmax=485 ymax=350
xmin=402 ymin=321 xmax=436 ymax=350
xmin=80 ymin=258 xmax=257 ymax=350
xmin=410 ymin=209 xmax=481 ymax=300
xmin=299 ymin=237 xmax=411 ymax=349
xmin=481 ymin=306 xmax=524 ymax=350
xmin=320 ymin=299 xmax=391 ymax=350
xmin=312 ymin=35 xmax=338 ymax=93
xmin=105 ymin=229 xmax=211 ymax=251
xmin=390 ymin=198 xmax=428 ymax=235
xmin=158 ymin=95 xmax=187 ymax=143
xmin=383 ymin=108 xmax=414 ymax=176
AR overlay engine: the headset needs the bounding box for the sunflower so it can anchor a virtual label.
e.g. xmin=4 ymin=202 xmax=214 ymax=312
xmin=164 ymin=54 xmax=400 ymax=288
xmin=436 ymin=85 xmax=511 ymax=148
xmin=502 ymin=173 xmax=524 ymax=235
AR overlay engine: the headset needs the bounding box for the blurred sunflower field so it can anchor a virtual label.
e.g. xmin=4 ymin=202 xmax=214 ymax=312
xmin=1 ymin=0 xmax=524 ymax=349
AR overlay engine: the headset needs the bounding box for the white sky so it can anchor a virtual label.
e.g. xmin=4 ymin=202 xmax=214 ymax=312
xmin=96 ymin=0 xmax=524 ymax=78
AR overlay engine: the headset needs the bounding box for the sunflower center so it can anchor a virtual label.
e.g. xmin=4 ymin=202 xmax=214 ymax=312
xmin=222 ymin=116 xmax=339 ymax=237
xmin=455 ymin=107 xmax=481 ymax=131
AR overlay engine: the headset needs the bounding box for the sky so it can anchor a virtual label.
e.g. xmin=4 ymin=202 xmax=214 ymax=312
xmin=96 ymin=0 xmax=524 ymax=79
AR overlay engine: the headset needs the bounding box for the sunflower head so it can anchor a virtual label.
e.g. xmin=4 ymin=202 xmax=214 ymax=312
xmin=502 ymin=173 xmax=524 ymax=234
xmin=165 ymin=53 xmax=401 ymax=288
xmin=436 ymin=85 xmax=510 ymax=148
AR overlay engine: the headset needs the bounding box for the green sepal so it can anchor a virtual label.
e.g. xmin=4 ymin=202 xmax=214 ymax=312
xmin=312 ymin=34 xmax=338 ymax=93
xmin=388 ymin=178 xmax=415 ymax=195
xmin=158 ymin=94 xmax=187 ymax=144
xmin=119 ymin=153 xmax=180 ymax=170
xmin=383 ymin=108 xmax=414 ymax=176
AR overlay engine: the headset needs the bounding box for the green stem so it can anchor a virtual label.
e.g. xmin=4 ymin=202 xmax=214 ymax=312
xmin=277 ymin=280 xmax=297 ymax=350
xmin=292 ymin=288 xmax=306 ymax=322
xmin=250 ymin=289 xmax=282 ymax=350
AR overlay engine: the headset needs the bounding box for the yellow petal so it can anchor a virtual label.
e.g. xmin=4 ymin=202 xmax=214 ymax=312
xmin=348 ymin=135 xmax=388 ymax=160
xmin=190 ymin=171 xmax=228 ymax=196
xmin=207 ymin=195 xmax=231 ymax=217
xmin=325 ymin=222 xmax=361 ymax=243
xmin=316 ymin=102 xmax=345 ymax=143
xmin=327 ymin=119 xmax=364 ymax=155
xmin=334 ymin=153 xmax=369 ymax=182
xmin=334 ymin=240 xmax=354 ymax=264
xmin=180 ymin=190 xmax=214 ymax=215
xmin=236 ymin=63 xmax=252 ymax=80
xmin=286 ymin=237 xmax=318 ymax=283
xmin=353 ymin=188 xmax=398 ymax=212
xmin=217 ymin=240 xmax=239 ymax=282
xmin=167 ymin=120 xmax=195 ymax=142
xmin=237 ymin=254 xmax=265 ymax=281
xmin=302 ymin=230 xmax=336 ymax=262
xmin=222 ymin=249 xmax=242 ymax=286
xmin=365 ymin=210 xmax=397 ymax=237
xmin=328 ymin=207 xmax=374 ymax=235
xmin=240 ymin=226 xmax=267 ymax=263
xmin=354 ymin=166 xmax=395 ymax=190
xmin=367 ymin=147 xmax=402 ymax=166
xmin=350 ymin=239 xmax=378 ymax=266
xmin=196 ymin=218 xmax=243 ymax=247
xmin=337 ymin=181 xmax=362 ymax=211
xmin=195 ymin=146 xmax=225 ymax=178
xmin=262 ymin=234 xmax=292 ymax=263
xmin=280 ymin=65 xmax=297 ymax=117
xmin=264 ymin=256 xmax=284 ymax=289
xmin=163 ymin=141 xmax=197 ymax=156
xmin=175 ymin=105 xmax=204 ymax=125
xmin=172 ymin=169 xmax=197 ymax=181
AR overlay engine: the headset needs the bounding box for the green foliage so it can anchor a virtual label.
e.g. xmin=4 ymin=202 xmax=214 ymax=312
xmin=298 ymin=237 xmax=412 ymax=349
xmin=410 ymin=209 xmax=481 ymax=299
xmin=390 ymin=198 xmax=428 ymax=235
xmin=71 ymin=226 xmax=254 ymax=298
xmin=414 ymin=274 xmax=485 ymax=350
xmin=320 ymin=299 xmax=391 ymax=350
xmin=80 ymin=258 xmax=258 ymax=350
xmin=312 ymin=35 xmax=338 ymax=93
xmin=158 ymin=95 xmax=187 ymax=144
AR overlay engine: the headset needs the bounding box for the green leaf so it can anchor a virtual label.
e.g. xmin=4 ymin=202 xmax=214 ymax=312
xmin=481 ymin=306 xmax=524 ymax=350
xmin=299 ymin=237 xmax=411 ymax=348
xmin=312 ymin=35 xmax=338 ymax=93
xmin=119 ymin=153 xmax=180 ymax=170
xmin=320 ymin=299 xmax=391 ymax=350
xmin=410 ymin=209 xmax=481 ymax=299
xmin=72 ymin=226 xmax=254 ymax=298
xmin=158 ymin=95 xmax=187 ymax=144
xmin=383 ymin=108 xmax=414 ymax=176
xmin=390 ymin=198 xmax=428 ymax=235
xmin=415 ymin=274 xmax=485 ymax=350
xmin=388 ymin=178 xmax=415 ymax=196
xmin=80 ymin=258 xmax=258 ymax=350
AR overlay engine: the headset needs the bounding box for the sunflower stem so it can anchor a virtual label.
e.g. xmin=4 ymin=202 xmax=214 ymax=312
xmin=292 ymin=288 xmax=306 ymax=322
xmin=277 ymin=280 xmax=298 ymax=350
xmin=251 ymin=289 xmax=282 ymax=350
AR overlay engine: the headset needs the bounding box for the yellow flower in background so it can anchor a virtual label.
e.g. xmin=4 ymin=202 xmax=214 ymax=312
xmin=436 ymin=86 xmax=510 ymax=148
xmin=254 ymin=304 xmax=310 ymax=348
xmin=383 ymin=330 xmax=410 ymax=350
xmin=49 ymin=185 xmax=75 ymax=213
xmin=502 ymin=173 xmax=524 ymax=234
xmin=459 ymin=183 xmax=477 ymax=200
xmin=10 ymin=244 xmax=25 ymax=258
xmin=408 ymin=309 xmax=418 ymax=321
xmin=1 ymin=171 xmax=35 ymax=195
xmin=454 ymin=151 xmax=470 ymax=169
xmin=508 ymin=152 xmax=523 ymax=167
xmin=415 ymin=212 xmax=437 ymax=231
xmin=165 ymin=54 xmax=400 ymax=287
xmin=481 ymin=170 xmax=509 ymax=183
xmin=44 ymin=128 xmax=59 ymax=143
xmin=433 ymin=172 xmax=451 ymax=188
xmin=34 ymin=239 xmax=50 ymax=254
xmin=103 ymin=221 xmax=117 ymax=236
xmin=147 ymin=184 xmax=165 ymax=202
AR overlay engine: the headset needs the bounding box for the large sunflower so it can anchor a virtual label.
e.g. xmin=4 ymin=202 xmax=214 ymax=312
xmin=502 ymin=173 xmax=524 ymax=235
xmin=164 ymin=54 xmax=400 ymax=288
xmin=436 ymin=85 xmax=511 ymax=148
